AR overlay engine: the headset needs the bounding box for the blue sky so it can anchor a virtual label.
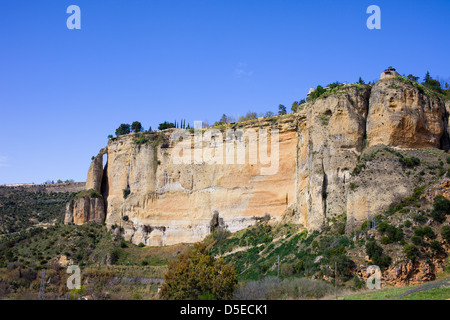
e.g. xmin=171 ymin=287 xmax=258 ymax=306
xmin=0 ymin=0 xmax=449 ymax=184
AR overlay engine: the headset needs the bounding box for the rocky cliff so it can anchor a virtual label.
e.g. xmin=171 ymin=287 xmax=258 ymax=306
xmin=65 ymin=75 xmax=449 ymax=246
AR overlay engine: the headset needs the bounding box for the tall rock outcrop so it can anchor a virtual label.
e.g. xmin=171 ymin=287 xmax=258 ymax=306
xmin=366 ymin=79 xmax=445 ymax=148
xmin=296 ymin=84 xmax=371 ymax=230
xmin=101 ymin=116 xmax=298 ymax=246
xmin=64 ymin=189 xmax=105 ymax=225
xmin=66 ymin=73 xmax=449 ymax=245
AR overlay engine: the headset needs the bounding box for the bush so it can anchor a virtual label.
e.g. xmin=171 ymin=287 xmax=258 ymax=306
xmin=404 ymin=220 xmax=412 ymax=228
xmin=399 ymin=156 xmax=420 ymax=168
xmin=430 ymin=240 xmax=441 ymax=252
xmin=280 ymin=263 xmax=294 ymax=277
xmin=115 ymin=123 xmax=131 ymax=136
xmin=430 ymin=196 xmax=450 ymax=223
xmin=161 ymin=243 xmax=237 ymax=300
xmin=411 ymin=236 xmax=423 ymax=246
xmin=366 ymin=240 xmax=391 ymax=269
xmin=414 ymin=226 xmax=435 ymax=239
xmin=403 ymin=244 xmax=420 ymax=261
xmin=294 ymin=260 xmax=305 ymax=274
xmin=441 ymin=226 xmax=450 ymax=242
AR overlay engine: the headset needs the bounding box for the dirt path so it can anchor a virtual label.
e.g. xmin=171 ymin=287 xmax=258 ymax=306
xmin=393 ymin=277 xmax=450 ymax=299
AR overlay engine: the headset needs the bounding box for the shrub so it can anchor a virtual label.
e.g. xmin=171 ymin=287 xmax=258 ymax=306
xmin=411 ymin=236 xmax=423 ymax=246
xmin=413 ymin=213 xmax=427 ymax=224
xmin=430 ymin=240 xmax=441 ymax=252
xmin=430 ymin=196 xmax=450 ymax=223
xmin=138 ymin=243 xmax=145 ymax=248
xmin=441 ymin=226 xmax=450 ymax=241
xmin=415 ymin=226 xmax=435 ymax=239
xmin=280 ymin=263 xmax=294 ymax=277
xmin=399 ymin=156 xmax=420 ymax=168
xmin=294 ymin=260 xmax=305 ymax=274
xmin=115 ymin=123 xmax=131 ymax=136
xmin=161 ymin=243 xmax=237 ymax=300
xmin=404 ymin=220 xmax=412 ymax=228
xmin=366 ymin=240 xmax=383 ymax=260
xmin=403 ymin=244 xmax=420 ymax=261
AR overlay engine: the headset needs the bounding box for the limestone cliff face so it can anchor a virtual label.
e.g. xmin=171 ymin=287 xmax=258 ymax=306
xmin=66 ymin=77 xmax=448 ymax=245
xmin=366 ymin=79 xmax=445 ymax=148
xmin=101 ymin=116 xmax=298 ymax=246
xmin=296 ymin=85 xmax=370 ymax=230
xmin=64 ymin=191 xmax=105 ymax=225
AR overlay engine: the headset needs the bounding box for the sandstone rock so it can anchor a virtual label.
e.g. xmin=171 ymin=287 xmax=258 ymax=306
xmin=64 ymin=190 xmax=105 ymax=225
xmin=68 ymin=75 xmax=450 ymax=246
xmin=367 ymin=78 xmax=445 ymax=149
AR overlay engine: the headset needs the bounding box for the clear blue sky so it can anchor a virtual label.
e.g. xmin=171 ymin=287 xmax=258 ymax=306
xmin=0 ymin=0 xmax=449 ymax=184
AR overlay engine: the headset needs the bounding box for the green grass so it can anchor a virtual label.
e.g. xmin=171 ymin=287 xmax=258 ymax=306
xmin=343 ymin=286 xmax=414 ymax=300
xmin=399 ymin=287 xmax=450 ymax=300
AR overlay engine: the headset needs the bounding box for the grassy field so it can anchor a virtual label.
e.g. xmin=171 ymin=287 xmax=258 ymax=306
xmin=342 ymin=277 xmax=450 ymax=300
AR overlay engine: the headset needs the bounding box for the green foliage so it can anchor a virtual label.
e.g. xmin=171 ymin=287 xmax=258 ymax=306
xmin=319 ymin=115 xmax=330 ymax=125
xmin=441 ymin=226 xmax=450 ymax=242
xmin=349 ymin=182 xmax=358 ymax=191
xmin=307 ymin=85 xmax=326 ymax=101
xmin=278 ymin=104 xmax=287 ymax=115
xmin=158 ymin=121 xmax=175 ymax=131
xmin=414 ymin=226 xmax=436 ymax=239
xmin=399 ymin=156 xmax=420 ymax=168
xmin=430 ymin=196 xmax=450 ymax=223
xmin=411 ymin=236 xmax=423 ymax=246
xmin=366 ymin=240 xmax=391 ymax=269
xmin=403 ymin=244 xmax=420 ymax=261
xmin=404 ymin=220 xmax=412 ymax=228
xmin=160 ymin=243 xmax=237 ymax=300
xmin=115 ymin=123 xmax=131 ymax=136
xmin=131 ymin=121 xmax=143 ymax=133
xmin=430 ymin=240 xmax=441 ymax=252
xmin=73 ymin=189 xmax=102 ymax=200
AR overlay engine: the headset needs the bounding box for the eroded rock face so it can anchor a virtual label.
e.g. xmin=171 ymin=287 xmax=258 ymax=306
xmin=296 ymin=85 xmax=370 ymax=230
xmin=67 ymin=78 xmax=448 ymax=245
xmin=103 ymin=116 xmax=298 ymax=246
xmin=64 ymin=194 xmax=105 ymax=225
xmin=86 ymin=148 xmax=107 ymax=193
xmin=367 ymin=79 xmax=445 ymax=149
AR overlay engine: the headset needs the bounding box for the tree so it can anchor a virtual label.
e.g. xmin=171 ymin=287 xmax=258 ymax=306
xmin=264 ymin=111 xmax=274 ymax=117
xmin=131 ymin=121 xmax=143 ymax=133
xmin=158 ymin=121 xmax=176 ymax=131
xmin=430 ymin=196 xmax=450 ymax=223
xmin=358 ymin=77 xmax=365 ymax=84
xmin=219 ymin=114 xmax=228 ymax=124
xmin=107 ymin=135 xmax=113 ymax=139
xmin=291 ymin=101 xmax=299 ymax=112
xmin=442 ymin=226 xmax=450 ymax=242
xmin=407 ymin=74 xmax=419 ymax=82
xmin=160 ymin=243 xmax=237 ymax=300
xmin=278 ymin=104 xmax=286 ymax=115
xmin=115 ymin=123 xmax=131 ymax=136
xmin=423 ymin=71 xmax=431 ymax=84
xmin=403 ymin=244 xmax=420 ymax=261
